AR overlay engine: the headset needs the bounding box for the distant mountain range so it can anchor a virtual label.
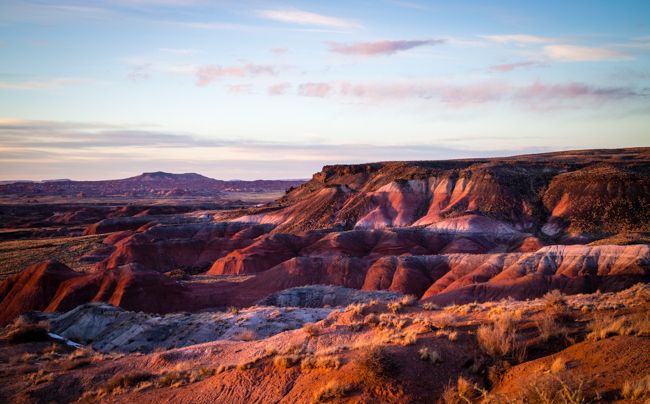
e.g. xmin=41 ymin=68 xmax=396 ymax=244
xmin=0 ymin=171 xmax=306 ymax=197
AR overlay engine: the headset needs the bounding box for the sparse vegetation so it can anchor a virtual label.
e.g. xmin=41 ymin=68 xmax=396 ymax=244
xmin=621 ymin=375 xmax=650 ymax=401
xmin=587 ymin=312 xmax=650 ymax=341
xmin=550 ymin=356 xmax=567 ymax=374
xmin=312 ymin=380 xmax=354 ymax=403
xmin=442 ymin=376 xmax=484 ymax=404
xmin=303 ymin=322 xmax=320 ymax=337
xmin=273 ymin=355 xmax=300 ymax=369
xmin=6 ymin=317 xmax=51 ymax=344
xmin=103 ymin=372 xmax=155 ymax=394
xmin=525 ymin=375 xmax=587 ymax=404
xmin=476 ymin=312 xmax=517 ymax=357
xmin=357 ymin=346 xmax=400 ymax=383
xmin=421 ymin=302 xmax=439 ymax=311
xmin=301 ymin=355 xmax=341 ymax=371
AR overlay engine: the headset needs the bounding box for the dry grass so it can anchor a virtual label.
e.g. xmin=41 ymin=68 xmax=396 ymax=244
xmin=273 ymin=355 xmax=300 ymax=369
xmin=303 ymin=323 xmax=320 ymax=337
xmin=6 ymin=317 xmax=51 ymax=344
xmin=476 ymin=312 xmax=517 ymax=357
xmin=525 ymin=374 xmax=587 ymax=404
xmin=536 ymin=310 xmax=569 ymax=342
xmin=312 ymin=380 xmax=354 ymax=403
xmin=300 ymin=355 xmax=341 ymax=371
xmin=102 ymin=372 xmax=155 ymax=394
xmin=442 ymin=376 xmax=484 ymax=404
xmin=235 ymin=329 xmax=257 ymax=341
xmin=421 ymin=302 xmax=439 ymax=311
xmin=550 ymin=356 xmax=567 ymax=374
xmin=357 ymin=345 xmax=400 ymax=383
xmin=621 ymin=375 xmax=650 ymax=401
xmin=587 ymin=312 xmax=650 ymax=341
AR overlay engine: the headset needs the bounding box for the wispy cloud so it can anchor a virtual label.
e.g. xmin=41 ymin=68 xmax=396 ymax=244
xmin=0 ymin=77 xmax=95 ymax=90
xmin=293 ymin=80 xmax=643 ymax=109
xmin=490 ymin=61 xmax=544 ymax=72
xmin=298 ymin=83 xmax=332 ymax=97
xmin=482 ymin=34 xmax=555 ymax=44
xmin=195 ymin=64 xmax=278 ymax=86
xmin=328 ymin=39 xmax=444 ymax=56
xmin=256 ymin=9 xmax=361 ymax=28
xmin=543 ymin=45 xmax=630 ymax=61
xmin=268 ymin=82 xmax=290 ymax=96
xmin=271 ymin=47 xmax=288 ymax=54
xmin=227 ymin=84 xmax=253 ymax=94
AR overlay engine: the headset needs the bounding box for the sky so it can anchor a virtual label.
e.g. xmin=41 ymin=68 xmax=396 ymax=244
xmin=0 ymin=0 xmax=649 ymax=180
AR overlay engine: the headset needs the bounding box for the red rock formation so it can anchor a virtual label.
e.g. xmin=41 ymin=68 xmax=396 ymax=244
xmin=0 ymin=261 xmax=82 ymax=325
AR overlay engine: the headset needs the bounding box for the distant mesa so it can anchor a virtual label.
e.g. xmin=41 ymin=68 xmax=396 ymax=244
xmin=0 ymin=171 xmax=306 ymax=197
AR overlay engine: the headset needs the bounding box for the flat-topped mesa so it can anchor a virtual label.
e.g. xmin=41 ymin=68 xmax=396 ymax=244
xmin=249 ymin=148 xmax=650 ymax=238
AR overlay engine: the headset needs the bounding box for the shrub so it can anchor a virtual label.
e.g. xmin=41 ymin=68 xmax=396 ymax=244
xmin=301 ymin=355 xmax=340 ymax=371
xmin=550 ymin=356 xmax=567 ymax=374
xmin=236 ymin=329 xmax=257 ymax=341
xmin=421 ymin=302 xmax=439 ymax=311
xmin=274 ymin=355 xmax=300 ymax=369
xmin=7 ymin=318 xmax=50 ymax=344
xmin=363 ymin=313 xmax=379 ymax=326
xmin=536 ymin=310 xmax=568 ymax=342
xmin=526 ymin=374 xmax=587 ymax=404
xmin=303 ymin=323 xmax=319 ymax=337
xmin=357 ymin=346 xmax=399 ymax=383
xmin=387 ymin=301 xmax=402 ymax=314
xmin=400 ymin=295 xmax=418 ymax=307
xmin=227 ymin=306 xmax=239 ymax=315
xmin=587 ymin=312 xmax=650 ymax=341
xmin=103 ymin=372 xmax=154 ymax=393
xmin=476 ymin=313 xmax=516 ymax=357
xmin=442 ymin=376 xmax=483 ymax=404
xmin=312 ymin=380 xmax=354 ymax=403
xmin=418 ymin=347 xmax=442 ymax=364
xmin=622 ymin=375 xmax=650 ymax=401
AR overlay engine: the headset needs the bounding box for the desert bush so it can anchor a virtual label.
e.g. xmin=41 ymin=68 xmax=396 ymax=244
xmin=363 ymin=313 xmax=379 ymax=326
xmin=622 ymin=375 xmax=650 ymax=401
xmin=476 ymin=313 xmax=517 ymax=357
xmin=442 ymin=376 xmax=484 ymax=404
xmin=227 ymin=306 xmax=239 ymax=315
xmin=400 ymin=295 xmax=418 ymax=307
xmin=235 ymin=329 xmax=257 ymax=341
xmin=436 ymin=312 xmax=456 ymax=329
xmin=303 ymin=323 xmax=320 ymax=337
xmin=536 ymin=310 xmax=569 ymax=342
xmin=447 ymin=331 xmax=459 ymax=341
xmin=103 ymin=372 xmax=154 ymax=393
xmin=312 ymin=380 xmax=354 ymax=403
xmin=418 ymin=347 xmax=442 ymax=364
xmin=550 ymin=356 xmax=567 ymax=374
xmin=525 ymin=374 xmax=587 ymax=404
xmin=587 ymin=312 xmax=650 ymax=341
xmin=421 ymin=302 xmax=439 ymax=311
xmin=301 ymin=355 xmax=340 ymax=371
xmin=357 ymin=346 xmax=399 ymax=383
xmin=387 ymin=301 xmax=403 ymax=314
xmin=273 ymin=355 xmax=300 ymax=369
xmin=6 ymin=317 xmax=51 ymax=344
xmin=158 ymin=370 xmax=186 ymax=387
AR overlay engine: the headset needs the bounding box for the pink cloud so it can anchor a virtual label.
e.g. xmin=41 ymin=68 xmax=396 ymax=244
xmin=271 ymin=47 xmax=288 ymax=54
xmin=196 ymin=64 xmax=277 ymax=86
xmin=298 ymin=82 xmax=331 ymax=97
xmin=329 ymin=39 xmax=444 ymax=56
xmin=268 ymin=82 xmax=290 ymax=95
xmin=227 ymin=84 xmax=253 ymax=94
xmin=297 ymin=80 xmax=641 ymax=109
xmin=490 ymin=61 xmax=542 ymax=72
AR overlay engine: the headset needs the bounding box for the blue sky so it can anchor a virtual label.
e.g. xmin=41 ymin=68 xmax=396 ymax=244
xmin=0 ymin=0 xmax=649 ymax=180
